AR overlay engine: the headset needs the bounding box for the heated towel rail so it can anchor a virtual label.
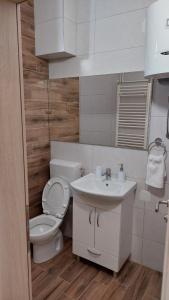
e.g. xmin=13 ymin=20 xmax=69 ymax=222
xmin=115 ymin=79 xmax=152 ymax=149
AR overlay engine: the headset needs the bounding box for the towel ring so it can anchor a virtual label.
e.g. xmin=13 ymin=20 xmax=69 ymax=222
xmin=148 ymin=138 xmax=167 ymax=159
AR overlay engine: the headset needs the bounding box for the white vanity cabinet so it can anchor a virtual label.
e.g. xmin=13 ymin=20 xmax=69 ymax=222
xmin=73 ymin=193 xmax=134 ymax=273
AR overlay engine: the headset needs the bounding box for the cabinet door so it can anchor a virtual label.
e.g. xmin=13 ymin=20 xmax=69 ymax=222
xmin=95 ymin=208 xmax=121 ymax=256
xmin=73 ymin=199 xmax=95 ymax=248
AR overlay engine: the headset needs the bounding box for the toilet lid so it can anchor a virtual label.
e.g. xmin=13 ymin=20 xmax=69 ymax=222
xmin=42 ymin=177 xmax=70 ymax=219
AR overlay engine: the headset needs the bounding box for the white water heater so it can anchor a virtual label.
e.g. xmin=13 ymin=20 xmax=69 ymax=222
xmin=145 ymin=0 xmax=169 ymax=78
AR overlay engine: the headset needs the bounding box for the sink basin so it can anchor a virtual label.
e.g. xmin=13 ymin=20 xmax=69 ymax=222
xmin=71 ymin=173 xmax=137 ymax=201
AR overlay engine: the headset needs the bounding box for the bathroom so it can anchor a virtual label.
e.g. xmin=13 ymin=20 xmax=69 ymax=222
xmin=1 ymin=0 xmax=169 ymax=299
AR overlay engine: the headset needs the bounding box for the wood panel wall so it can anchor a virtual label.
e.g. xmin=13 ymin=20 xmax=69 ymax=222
xmin=20 ymin=0 xmax=50 ymax=218
xmin=49 ymin=78 xmax=79 ymax=142
xmin=20 ymin=1 xmax=79 ymax=219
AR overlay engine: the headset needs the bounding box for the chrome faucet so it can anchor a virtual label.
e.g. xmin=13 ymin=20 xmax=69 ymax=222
xmin=104 ymin=168 xmax=111 ymax=181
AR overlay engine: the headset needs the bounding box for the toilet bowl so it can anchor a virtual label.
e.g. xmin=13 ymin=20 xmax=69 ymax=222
xmin=30 ymin=214 xmax=63 ymax=263
xmin=29 ymin=177 xmax=70 ymax=263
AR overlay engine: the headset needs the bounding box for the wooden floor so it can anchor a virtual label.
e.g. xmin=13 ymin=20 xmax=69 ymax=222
xmin=32 ymin=239 xmax=162 ymax=300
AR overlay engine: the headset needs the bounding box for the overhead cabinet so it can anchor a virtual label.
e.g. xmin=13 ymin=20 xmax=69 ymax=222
xmin=34 ymin=0 xmax=76 ymax=59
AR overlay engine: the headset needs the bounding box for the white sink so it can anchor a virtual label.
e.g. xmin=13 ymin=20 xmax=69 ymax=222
xmin=71 ymin=173 xmax=137 ymax=201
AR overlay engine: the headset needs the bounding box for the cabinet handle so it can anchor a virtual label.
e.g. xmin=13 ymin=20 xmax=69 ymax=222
xmin=89 ymin=210 xmax=93 ymax=225
xmin=97 ymin=213 xmax=100 ymax=227
xmin=87 ymin=248 xmax=101 ymax=256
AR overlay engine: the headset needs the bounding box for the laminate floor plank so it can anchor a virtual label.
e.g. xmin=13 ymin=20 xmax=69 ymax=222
xmin=44 ymin=278 xmax=70 ymax=300
xmin=31 ymin=262 xmax=44 ymax=281
xmin=121 ymin=267 xmax=153 ymax=300
xmin=65 ymin=264 xmax=99 ymax=299
xmin=143 ymin=271 xmax=162 ymax=299
xmin=60 ymin=260 xmax=87 ymax=283
xmin=31 ymin=239 xmax=162 ymax=300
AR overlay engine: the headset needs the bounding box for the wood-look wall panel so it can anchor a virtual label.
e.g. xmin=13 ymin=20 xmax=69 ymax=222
xmin=26 ymin=128 xmax=49 ymax=142
xmin=49 ymin=78 xmax=79 ymax=142
xmin=20 ymin=1 xmax=80 ymax=219
xmin=20 ymin=0 xmax=50 ymax=218
xmin=24 ymin=78 xmax=48 ymax=99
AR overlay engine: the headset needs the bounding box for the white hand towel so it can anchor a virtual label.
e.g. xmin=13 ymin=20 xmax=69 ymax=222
xmin=146 ymin=154 xmax=166 ymax=189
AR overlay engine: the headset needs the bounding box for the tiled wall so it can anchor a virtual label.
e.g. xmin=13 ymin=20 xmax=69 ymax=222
xmin=49 ymin=0 xmax=155 ymax=78
xmin=50 ymin=78 xmax=169 ymax=273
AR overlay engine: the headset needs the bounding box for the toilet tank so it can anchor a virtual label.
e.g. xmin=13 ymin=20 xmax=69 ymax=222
xmin=50 ymin=159 xmax=82 ymax=183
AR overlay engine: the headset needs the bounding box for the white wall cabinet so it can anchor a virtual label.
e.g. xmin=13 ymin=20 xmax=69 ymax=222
xmin=34 ymin=0 xmax=76 ymax=59
xmin=73 ymin=193 xmax=134 ymax=273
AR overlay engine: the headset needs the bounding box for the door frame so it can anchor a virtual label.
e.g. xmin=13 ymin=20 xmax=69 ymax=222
xmin=0 ymin=1 xmax=31 ymax=299
xmin=161 ymin=207 xmax=169 ymax=300
xmin=17 ymin=3 xmax=32 ymax=299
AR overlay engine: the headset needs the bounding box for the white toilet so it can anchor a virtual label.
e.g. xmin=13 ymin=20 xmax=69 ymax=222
xmin=29 ymin=159 xmax=81 ymax=263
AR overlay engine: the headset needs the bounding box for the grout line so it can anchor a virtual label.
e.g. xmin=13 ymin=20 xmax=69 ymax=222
xmin=77 ymin=7 xmax=147 ymax=24
xmin=77 ymin=45 xmax=144 ymax=58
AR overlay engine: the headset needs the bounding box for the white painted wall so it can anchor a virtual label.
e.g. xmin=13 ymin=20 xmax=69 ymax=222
xmin=49 ymin=0 xmax=155 ymax=78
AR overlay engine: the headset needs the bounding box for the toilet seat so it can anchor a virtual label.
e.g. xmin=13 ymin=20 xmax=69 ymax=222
xmin=42 ymin=177 xmax=70 ymax=219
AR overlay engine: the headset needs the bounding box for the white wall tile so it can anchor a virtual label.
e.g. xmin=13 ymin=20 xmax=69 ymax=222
xmin=51 ymin=141 xmax=93 ymax=171
xmin=95 ymin=10 xmax=145 ymax=53
xmin=49 ymin=47 xmax=145 ymax=78
xmin=131 ymin=235 xmax=143 ymax=264
xmin=132 ymin=208 xmax=144 ymax=237
xmin=64 ymin=0 xmax=77 ymax=22
xmin=49 ymin=56 xmax=80 ymax=78
xmin=77 ymin=0 xmax=96 ymax=23
xmin=91 ymin=146 xmax=147 ymax=179
xmin=64 ymin=18 xmax=76 ymax=54
xmin=35 ymin=19 xmax=64 ymax=56
xmin=145 ymin=183 xmax=169 ymax=215
xmin=77 ymin=22 xmax=95 ymax=55
xmin=134 ymin=180 xmax=146 ymax=209
xmin=34 ymin=0 xmax=63 ymax=24
xmin=143 ymin=210 xmax=167 ymax=244
xmin=142 ymin=239 xmax=165 ymax=272
xmin=96 ymin=0 xmax=155 ymax=19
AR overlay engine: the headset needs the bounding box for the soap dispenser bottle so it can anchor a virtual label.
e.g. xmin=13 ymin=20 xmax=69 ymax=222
xmin=118 ymin=164 xmax=126 ymax=182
